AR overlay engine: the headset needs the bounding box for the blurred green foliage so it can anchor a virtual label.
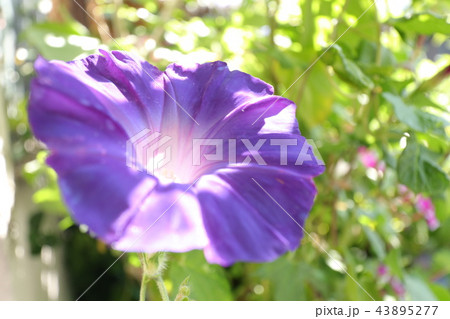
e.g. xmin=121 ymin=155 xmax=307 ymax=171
xmin=7 ymin=0 xmax=450 ymax=300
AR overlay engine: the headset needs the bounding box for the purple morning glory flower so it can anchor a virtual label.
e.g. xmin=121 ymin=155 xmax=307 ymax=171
xmin=28 ymin=50 xmax=324 ymax=266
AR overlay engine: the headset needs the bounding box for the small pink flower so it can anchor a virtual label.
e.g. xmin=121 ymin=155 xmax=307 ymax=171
xmin=398 ymin=184 xmax=414 ymax=202
xmin=377 ymin=161 xmax=386 ymax=173
xmin=358 ymin=146 xmax=378 ymax=169
xmin=416 ymin=194 xmax=439 ymax=231
xmin=416 ymin=194 xmax=434 ymax=217
xmin=377 ymin=264 xmax=389 ymax=277
xmin=427 ymin=216 xmax=440 ymax=231
xmin=398 ymin=184 xmax=409 ymax=194
xmin=390 ymin=277 xmax=405 ymax=298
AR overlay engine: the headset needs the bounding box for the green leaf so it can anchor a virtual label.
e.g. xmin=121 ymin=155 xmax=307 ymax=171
xmin=28 ymin=212 xmax=59 ymax=255
xmin=362 ymin=226 xmax=386 ymax=259
xmin=32 ymin=186 xmax=68 ymax=215
xmin=268 ymin=47 xmax=295 ymax=69
xmin=357 ymin=40 xmax=397 ymax=76
xmin=357 ymin=40 xmax=396 ymax=67
xmin=429 ymin=283 xmax=450 ymax=301
xmin=383 ymin=92 xmax=449 ymax=138
xmin=385 ymin=249 xmax=403 ymax=278
xmin=336 ymin=0 xmax=378 ymax=47
xmin=390 ymin=13 xmax=450 ymax=36
xmin=404 ymin=275 xmax=436 ymax=301
xmin=297 ymin=63 xmax=334 ymax=126
xmin=434 ymin=192 xmax=450 ymax=220
xmin=324 ymin=45 xmax=374 ymax=89
xmin=408 ymin=92 xmax=446 ymax=111
xmin=397 ymin=139 xmax=449 ymax=194
xmin=174 ymin=276 xmax=191 ymax=301
xmin=22 ymin=21 xmax=98 ymax=61
xmin=168 ymin=251 xmax=232 ymax=301
xmin=256 ymin=256 xmax=308 ymax=300
xmin=433 ymin=250 xmax=450 ymax=273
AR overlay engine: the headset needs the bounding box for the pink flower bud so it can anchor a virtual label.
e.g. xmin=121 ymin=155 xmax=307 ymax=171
xmin=416 ymin=194 xmax=439 ymax=230
xmin=358 ymin=146 xmax=378 ymax=169
xmin=390 ymin=277 xmax=405 ymax=298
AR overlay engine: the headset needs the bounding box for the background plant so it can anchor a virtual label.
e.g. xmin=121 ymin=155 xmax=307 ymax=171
xmin=2 ymin=0 xmax=449 ymax=300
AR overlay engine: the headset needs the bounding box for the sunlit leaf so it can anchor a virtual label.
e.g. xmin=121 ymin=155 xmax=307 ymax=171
xmin=383 ymin=93 xmax=449 ymax=138
xmin=404 ymin=275 xmax=436 ymax=301
xmin=397 ymin=139 xmax=449 ymax=194
xmin=22 ymin=21 xmax=98 ymax=61
xmin=324 ymin=45 xmax=374 ymax=89
xmin=390 ymin=13 xmax=450 ymax=36
xmin=429 ymin=283 xmax=450 ymax=301
xmin=298 ymin=63 xmax=334 ymax=126
xmin=168 ymin=251 xmax=232 ymax=301
xmin=432 ymin=250 xmax=450 ymax=273
xmin=363 ymin=226 xmax=386 ymax=259
xmin=256 ymin=256 xmax=308 ymax=300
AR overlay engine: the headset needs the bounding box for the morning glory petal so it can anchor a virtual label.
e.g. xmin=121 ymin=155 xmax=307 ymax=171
xmin=196 ymin=166 xmax=316 ymax=266
xmin=28 ymin=50 xmax=325 ymax=266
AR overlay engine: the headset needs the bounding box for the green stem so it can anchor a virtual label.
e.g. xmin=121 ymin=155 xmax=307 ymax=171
xmin=266 ymin=0 xmax=279 ymax=92
xmin=332 ymin=0 xmax=350 ymax=41
xmin=155 ymin=275 xmax=170 ymax=301
xmin=139 ymin=252 xmax=170 ymax=301
xmin=140 ymin=271 xmax=149 ymax=301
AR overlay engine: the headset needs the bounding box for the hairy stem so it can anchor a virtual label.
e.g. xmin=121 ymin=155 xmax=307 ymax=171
xmin=155 ymin=275 xmax=170 ymax=301
xmin=139 ymin=252 xmax=169 ymax=301
xmin=139 ymin=270 xmax=149 ymax=301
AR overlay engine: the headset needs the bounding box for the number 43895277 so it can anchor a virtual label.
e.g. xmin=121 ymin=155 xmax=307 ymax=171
xmin=375 ymin=306 xmax=438 ymax=316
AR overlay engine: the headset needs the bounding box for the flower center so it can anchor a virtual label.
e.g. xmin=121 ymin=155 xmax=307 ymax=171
xmin=144 ymin=148 xmax=200 ymax=185
xmin=128 ymin=129 xmax=215 ymax=184
xmin=154 ymin=166 xmax=178 ymax=184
